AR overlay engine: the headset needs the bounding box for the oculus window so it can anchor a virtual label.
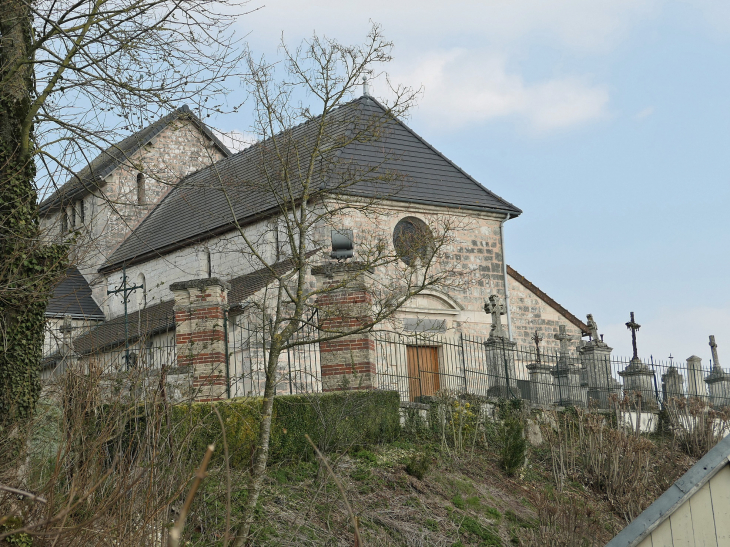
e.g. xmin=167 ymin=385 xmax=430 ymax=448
xmin=393 ymin=216 xmax=433 ymax=266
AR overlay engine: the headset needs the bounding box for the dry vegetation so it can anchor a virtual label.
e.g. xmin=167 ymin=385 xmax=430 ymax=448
xmin=2 ymin=376 xmax=728 ymax=546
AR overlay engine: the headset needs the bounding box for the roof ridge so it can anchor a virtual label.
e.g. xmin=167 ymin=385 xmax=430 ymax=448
xmin=361 ymin=95 xmax=522 ymax=216
xmin=507 ymin=265 xmax=588 ymax=334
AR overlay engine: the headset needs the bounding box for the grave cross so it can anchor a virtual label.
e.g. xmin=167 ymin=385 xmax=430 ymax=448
xmin=554 ymin=324 xmax=573 ymax=355
xmin=107 ymin=263 xmax=143 ymax=368
xmin=625 ymin=311 xmax=641 ymax=361
xmin=484 ymin=295 xmax=506 ymax=338
xmin=531 ymin=330 xmax=543 ymax=364
xmin=709 ymin=335 xmax=721 ymax=369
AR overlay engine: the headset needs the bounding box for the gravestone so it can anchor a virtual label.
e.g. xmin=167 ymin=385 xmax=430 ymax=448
xmin=484 ymin=295 xmax=518 ymax=398
xmin=618 ymin=312 xmax=657 ymax=409
xmin=579 ymin=314 xmax=615 ymax=408
xmin=662 ymin=366 xmax=685 ymax=401
xmin=686 ymin=355 xmax=706 ymax=399
xmin=526 ymin=330 xmax=555 ymax=405
xmin=551 ymin=325 xmax=583 ymax=406
xmin=705 ymin=335 xmax=730 ymax=408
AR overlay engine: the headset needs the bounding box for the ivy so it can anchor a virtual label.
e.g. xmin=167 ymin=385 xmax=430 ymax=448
xmin=0 ymin=2 xmax=68 ymax=425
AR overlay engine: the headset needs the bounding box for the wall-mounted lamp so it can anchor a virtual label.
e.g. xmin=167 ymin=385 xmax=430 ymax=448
xmin=330 ymin=229 xmax=354 ymax=260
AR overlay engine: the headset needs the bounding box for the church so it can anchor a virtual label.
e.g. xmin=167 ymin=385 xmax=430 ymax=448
xmin=40 ymin=93 xmax=592 ymax=402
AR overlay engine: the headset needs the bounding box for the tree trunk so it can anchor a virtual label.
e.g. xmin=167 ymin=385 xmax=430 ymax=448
xmin=232 ymin=345 xmax=282 ymax=547
xmin=0 ymin=0 xmax=66 ymax=424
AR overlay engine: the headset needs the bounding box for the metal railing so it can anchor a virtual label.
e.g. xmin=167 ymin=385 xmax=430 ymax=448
xmin=227 ymin=312 xmax=322 ymax=397
xmin=373 ymin=332 xmax=730 ymax=409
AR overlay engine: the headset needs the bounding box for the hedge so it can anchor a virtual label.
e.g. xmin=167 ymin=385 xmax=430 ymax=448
xmin=171 ymin=390 xmax=400 ymax=468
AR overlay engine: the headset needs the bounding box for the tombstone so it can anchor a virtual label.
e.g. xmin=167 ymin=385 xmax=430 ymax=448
xmin=705 ymin=335 xmax=730 ymax=408
xmin=662 ymin=367 xmax=685 ymax=401
xmin=579 ymin=314 xmax=615 ymax=408
xmin=483 ymin=295 xmax=518 ymax=398
xmin=619 ymin=359 xmax=658 ymax=409
xmin=550 ymin=325 xmax=583 ymax=406
xmin=618 ymin=312 xmax=657 ymax=409
xmin=686 ymin=356 xmax=706 ymax=399
xmin=527 ymin=361 xmax=555 ymax=406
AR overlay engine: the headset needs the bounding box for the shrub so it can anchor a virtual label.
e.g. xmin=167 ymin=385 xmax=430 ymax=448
xmin=498 ymin=414 xmax=526 ymax=476
xmin=169 ymin=390 xmax=401 ymax=468
xmin=405 ymin=452 xmax=431 ymax=480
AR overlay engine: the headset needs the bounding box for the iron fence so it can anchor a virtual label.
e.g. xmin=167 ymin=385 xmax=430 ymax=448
xmin=227 ymin=311 xmax=322 ymax=397
xmin=46 ymin=312 xmax=730 ymax=411
xmin=373 ymin=332 xmax=730 ymax=410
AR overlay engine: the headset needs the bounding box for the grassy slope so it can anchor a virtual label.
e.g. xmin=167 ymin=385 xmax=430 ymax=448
xmin=186 ymin=428 xmax=696 ymax=547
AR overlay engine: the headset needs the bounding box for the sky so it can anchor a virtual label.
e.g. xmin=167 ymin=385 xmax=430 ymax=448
xmin=212 ymin=0 xmax=730 ymax=363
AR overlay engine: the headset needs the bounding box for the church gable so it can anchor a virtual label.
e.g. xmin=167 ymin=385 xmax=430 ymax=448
xmin=40 ymin=107 xmax=231 ymax=275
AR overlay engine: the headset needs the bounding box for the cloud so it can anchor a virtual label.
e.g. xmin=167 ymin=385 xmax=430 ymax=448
xmin=635 ymin=106 xmax=654 ymax=119
xmin=393 ymin=49 xmax=610 ymax=132
xmin=248 ymin=0 xmax=661 ymax=54
xmin=213 ymin=129 xmax=257 ymax=153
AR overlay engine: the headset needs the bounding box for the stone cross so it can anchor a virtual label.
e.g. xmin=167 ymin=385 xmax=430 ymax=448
xmin=554 ymin=324 xmax=573 ymax=356
xmin=484 ymin=294 xmax=507 ymax=338
xmin=625 ymin=311 xmax=641 ymax=361
xmin=586 ymin=314 xmax=600 ymax=342
xmin=710 ymin=335 xmax=721 ymax=369
xmin=532 ymin=330 xmax=543 ymax=363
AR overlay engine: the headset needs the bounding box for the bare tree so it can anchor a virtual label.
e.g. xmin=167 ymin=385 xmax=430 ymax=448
xmin=219 ymin=27 xmax=473 ymax=545
xmin=0 ymin=0 xmax=248 ymax=421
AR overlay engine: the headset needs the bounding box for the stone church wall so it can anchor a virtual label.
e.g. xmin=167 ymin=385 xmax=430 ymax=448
xmin=507 ymin=272 xmax=584 ymax=351
xmin=41 ymin=117 xmax=228 ymax=316
xmin=100 ymin=197 xmax=587 ymax=356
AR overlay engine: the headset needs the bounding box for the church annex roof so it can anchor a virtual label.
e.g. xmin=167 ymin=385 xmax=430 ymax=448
xmin=507 ymin=265 xmax=589 ymax=335
xmin=39 ymin=105 xmax=232 ymax=214
xmin=606 ymin=434 xmax=730 ymax=547
xmin=65 ymin=256 xmax=308 ymax=355
xmin=46 ymin=267 xmax=105 ymax=320
xmin=100 ymin=96 xmax=522 ymax=273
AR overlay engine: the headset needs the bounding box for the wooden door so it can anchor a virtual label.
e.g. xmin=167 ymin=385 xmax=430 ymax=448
xmin=407 ymin=346 xmax=440 ymax=401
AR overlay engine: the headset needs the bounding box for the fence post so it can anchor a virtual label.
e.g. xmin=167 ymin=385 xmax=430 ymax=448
xmin=312 ymin=263 xmax=376 ymax=392
xmin=170 ymin=278 xmax=230 ymax=402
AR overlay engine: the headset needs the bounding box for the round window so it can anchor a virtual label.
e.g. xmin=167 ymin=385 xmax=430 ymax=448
xmin=393 ymin=217 xmax=433 ymax=266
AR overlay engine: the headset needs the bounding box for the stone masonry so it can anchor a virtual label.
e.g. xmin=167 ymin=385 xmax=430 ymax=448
xmin=313 ymin=263 xmax=377 ymax=392
xmin=171 ymin=278 xmax=229 ymax=402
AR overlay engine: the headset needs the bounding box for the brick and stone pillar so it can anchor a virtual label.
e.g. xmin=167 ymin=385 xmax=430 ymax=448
xmin=171 ymin=278 xmax=230 ymax=402
xmin=686 ymin=355 xmax=706 ymax=400
xmin=312 ymin=263 xmax=376 ymax=392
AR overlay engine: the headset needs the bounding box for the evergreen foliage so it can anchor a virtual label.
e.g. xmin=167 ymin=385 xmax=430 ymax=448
xmin=0 ymin=0 xmax=67 ymax=424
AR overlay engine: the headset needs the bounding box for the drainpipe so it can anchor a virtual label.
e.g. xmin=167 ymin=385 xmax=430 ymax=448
xmin=499 ymin=213 xmax=513 ymax=341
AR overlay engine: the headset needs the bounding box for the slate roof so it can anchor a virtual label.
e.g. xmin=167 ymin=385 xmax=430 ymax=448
xmin=66 ymin=256 xmax=308 ymax=355
xmin=100 ymin=96 xmax=521 ymax=273
xmin=606 ymin=434 xmax=730 ymax=547
xmin=507 ymin=266 xmax=589 ymax=335
xmin=39 ymin=105 xmax=231 ymax=214
xmin=46 ymin=267 xmax=105 ymax=319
